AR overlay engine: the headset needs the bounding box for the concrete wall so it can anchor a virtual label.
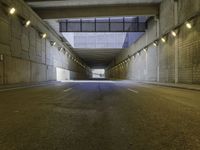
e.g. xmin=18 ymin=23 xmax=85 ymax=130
xmin=106 ymin=0 xmax=200 ymax=85
xmin=73 ymin=32 xmax=127 ymax=49
xmin=0 ymin=0 xmax=88 ymax=85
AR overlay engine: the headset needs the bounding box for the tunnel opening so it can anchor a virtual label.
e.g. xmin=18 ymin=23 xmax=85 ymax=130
xmin=56 ymin=67 xmax=70 ymax=81
xmin=92 ymin=69 xmax=105 ymax=79
xmin=58 ymin=16 xmax=147 ymax=77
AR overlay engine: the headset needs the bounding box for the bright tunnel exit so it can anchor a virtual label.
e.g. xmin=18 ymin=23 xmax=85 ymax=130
xmin=92 ymin=69 xmax=105 ymax=79
xmin=56 ymin=67 xmax=70 ymax=81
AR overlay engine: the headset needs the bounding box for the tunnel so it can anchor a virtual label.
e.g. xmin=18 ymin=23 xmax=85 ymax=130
xmin=0 ymin=0 xmax=200 ymax=149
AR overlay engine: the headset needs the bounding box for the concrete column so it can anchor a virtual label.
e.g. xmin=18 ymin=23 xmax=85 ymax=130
xmin=0 ymin=54 xmax=4 ymax=85
xmin=174 ymin=0 xmax=179 ymax=83
xmin=155 ymin=17 xmax=160 ymax=82
xmin=145 ymin=30 xmax=148 ymax=81
xmin=145 ymin=51 xmax=148 ymax=81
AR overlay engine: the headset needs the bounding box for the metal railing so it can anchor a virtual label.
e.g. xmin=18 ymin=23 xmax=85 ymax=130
xmin=59 ymin=17 xmax=147 ymax=32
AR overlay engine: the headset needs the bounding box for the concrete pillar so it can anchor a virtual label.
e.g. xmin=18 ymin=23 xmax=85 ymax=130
xmin=0 ymin=54 xmax=4 ymax=84
xmin=155 ymin=16 xmax=160 ymax=82
xmin=174 ymin=0 xmax=179 ymax=83
xmin=145 ymin=30 xmax=148 ymax=81
xmin=145 ymin=50 xmax=148 ymax=81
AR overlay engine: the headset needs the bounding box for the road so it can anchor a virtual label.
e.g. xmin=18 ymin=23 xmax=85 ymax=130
xmin=0 ymin=80 xmax=200 ymax=150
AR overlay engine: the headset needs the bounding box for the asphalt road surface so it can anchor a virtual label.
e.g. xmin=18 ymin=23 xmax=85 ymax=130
xmin=0 ymin=80 xmax=200 ymax=150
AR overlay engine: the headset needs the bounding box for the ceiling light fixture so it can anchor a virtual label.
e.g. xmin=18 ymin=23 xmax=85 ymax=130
xmin=50 ymin=41 xmax=56 ymax=46
xmin=41 ymin=33 xmax=47 ymax=39
xmin=171 ymin=31 xmax=177 ymax=37
xmin=25 ymin=20 xmax=31 ymax=27
xmin=9 ymin=7 xmax=16 ymax=15
xmin=58 ymin=47 xmax=63 ymax=51
xmin=186 ymin=21 xmax=192 ymax=29
xmin=153 ymin=41 xmax=158 ymax=47
xmin=161 ymin=37 xmax=166 ymax=43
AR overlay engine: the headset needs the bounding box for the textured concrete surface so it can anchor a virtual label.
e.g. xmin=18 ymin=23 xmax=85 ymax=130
xmin=0 ymin=0 xmax=88 ymax=85
xmin=0 ymin=80 xmax=200 ymax=150
xmin=107 ymin=0 xmax=200 ymax=85
xmin=26 ymin=0 xmax=162 ymax=8
xmin=140 ymin=81 xmax=200 ymax=91
xmin=32 ymin=4 xmax=159 ymax=19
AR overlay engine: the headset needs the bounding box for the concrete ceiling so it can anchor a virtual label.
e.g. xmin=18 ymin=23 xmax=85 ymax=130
xmin=73 ymin=48 xmax=122 ymax=68
xmin=25 ymin=0 xmax=160 ymax=19
xmin=26 ymin=0 xmax=162 ymax=68
xmin=25 ymin=0 xmax=162 ymax=8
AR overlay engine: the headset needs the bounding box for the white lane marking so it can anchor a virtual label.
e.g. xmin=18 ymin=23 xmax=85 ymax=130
xmin=64 ymin=88 xmax=72 ymax=92
xmin=128 ymin=88 xmax=138 ymax=94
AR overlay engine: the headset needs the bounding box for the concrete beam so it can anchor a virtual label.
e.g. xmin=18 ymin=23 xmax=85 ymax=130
xmin=33 ymin=4 xmax=159 ymax=19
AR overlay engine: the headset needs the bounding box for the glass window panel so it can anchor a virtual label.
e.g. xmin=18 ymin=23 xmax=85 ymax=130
xmin=96 ymin=18 xmax=109 ymax=22
xmin=96 ymin=23 xmax=109 ymax=31
xmin=110 ymin=23 xmax=123 ymax=31
xmin=67 ymin=22 xmax=81 ymax=31
xmin=67 ymin=19 xmax=80 ymax=22
xmin=82 ymin=22 xmax=95 ymax=32
xmin=125 ymin=22 xmax=132 ymax=31
xmin=60 ymin=22 xmax=66 ymax=32
xmin=110 ymin=17 xmax=123 ymax=22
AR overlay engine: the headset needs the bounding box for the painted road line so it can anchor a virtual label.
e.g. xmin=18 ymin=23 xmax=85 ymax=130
xmin=128 ymin=88 xmax=139 ymax=94
xmin=64 ymin=88 xmax=72 ymax=92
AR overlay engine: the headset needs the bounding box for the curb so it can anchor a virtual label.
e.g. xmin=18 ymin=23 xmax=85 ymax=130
xmin=140 ymin=82 xmax=200 ymax=91
xmin=0 ymin=81 xmax=61 ymax=92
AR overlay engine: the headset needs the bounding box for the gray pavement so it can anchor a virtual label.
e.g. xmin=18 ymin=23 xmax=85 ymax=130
xmin=0 ymin=80 xmax=200 ymax=150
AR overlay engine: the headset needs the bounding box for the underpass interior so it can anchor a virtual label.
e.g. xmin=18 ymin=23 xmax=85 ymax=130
xmin=0 ymin=0 xmax=200 ymax=149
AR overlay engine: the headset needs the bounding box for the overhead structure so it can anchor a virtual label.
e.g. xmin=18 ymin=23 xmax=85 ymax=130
xmin=25 ymin=0 xmax=161 ymax=68
xmin=25 ymin=0 xmax=162 ymax=8
xmin=29 ymin=4 xmax=159 ymax=19
xmin=59 ymin=17 xmax=147 ymax=32
xmin=73 ymin=48 xmax=122 ymax=68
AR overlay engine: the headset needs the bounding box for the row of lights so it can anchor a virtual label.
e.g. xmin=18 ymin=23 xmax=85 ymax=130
xmin=7 ymin=4 xmax=87 ymax=69
xmin=111 ymin=57 xmax=131 ymax=70
xmin=9 ymin=7 xmax=32 ymax=28
xmin=154 ymin=21 xmax=192 ymax=46
xmin=152 ymin=21 xmax=192 ymax=46
xmin=52 ymin=43 xmax=86 ymax=69
xmin=110 ymin=19 xmax=194 ymax=71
